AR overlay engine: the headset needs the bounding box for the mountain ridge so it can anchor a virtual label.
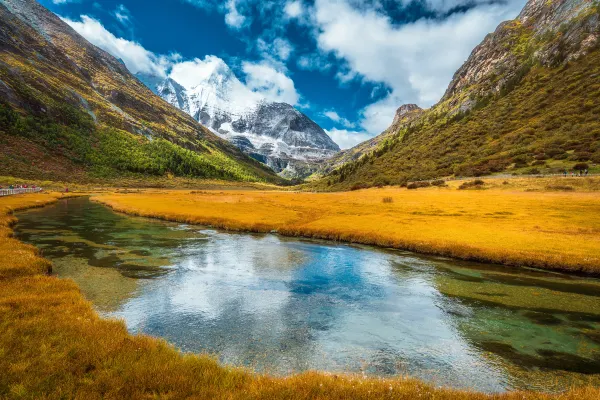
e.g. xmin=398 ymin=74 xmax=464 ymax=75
xmin=312 ymin=0 xmax=600 ymax=190
xmin=0 ymin=0 xmax=283 ymax=184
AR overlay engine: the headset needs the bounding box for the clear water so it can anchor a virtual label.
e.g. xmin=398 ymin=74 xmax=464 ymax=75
xmin=15 ymin=197 xmax=600 ymax=393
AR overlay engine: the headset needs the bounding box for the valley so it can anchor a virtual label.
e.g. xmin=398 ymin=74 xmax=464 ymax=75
xmin=2 ymin=0 xmax=600 ymax=398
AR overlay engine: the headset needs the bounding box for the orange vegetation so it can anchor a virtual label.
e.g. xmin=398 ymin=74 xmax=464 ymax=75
xmin=2 ymin=191 xmax=600 ymax=399
xmin=95 ymin=182 xmax=600 ymax=274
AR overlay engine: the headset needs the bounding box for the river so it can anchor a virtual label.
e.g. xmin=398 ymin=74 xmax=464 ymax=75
xmin=15 ymin=197 xmax=600 ymax=393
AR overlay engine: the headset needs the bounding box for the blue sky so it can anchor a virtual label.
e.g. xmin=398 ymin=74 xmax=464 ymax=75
xmin=40 ymin=0 xmax=526 ymax=148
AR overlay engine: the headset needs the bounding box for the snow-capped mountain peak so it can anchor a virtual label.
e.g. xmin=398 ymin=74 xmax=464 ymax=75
xmin=136 ymin=61 xmax=339 ymax=178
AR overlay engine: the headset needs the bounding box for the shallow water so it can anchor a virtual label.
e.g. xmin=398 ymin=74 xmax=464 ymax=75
xmin=15 ymin=197 xmax=600 ymax=393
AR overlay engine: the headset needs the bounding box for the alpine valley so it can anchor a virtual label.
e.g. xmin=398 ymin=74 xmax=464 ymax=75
xmin=2 ymin=0 xmax=600 ymax=399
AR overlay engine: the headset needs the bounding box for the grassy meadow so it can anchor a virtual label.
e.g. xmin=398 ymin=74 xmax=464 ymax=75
xmin=2 ymin=191 xmax=600 ymax=399
xmin=94 ymin=176 xmax=600 ymax=274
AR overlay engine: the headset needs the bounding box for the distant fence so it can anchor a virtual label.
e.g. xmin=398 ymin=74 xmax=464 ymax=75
xmin=0 ymin=187 xmax=43 ymax=197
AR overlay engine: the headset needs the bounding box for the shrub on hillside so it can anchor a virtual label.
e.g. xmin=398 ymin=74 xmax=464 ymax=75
xmin=350 ymin=183 xmax=370 ymax=191
xmin=573 ymin=163 xmax=589 ymax=171
xmin=546 ymin=185 xmax=575 ymax=191
xmin=373 ymin=177 xmax=391 ymax=188
xmin=458 ymin=180 xmax=485 ymax=190
xmin=407 ymin=181 xmax=431 ymax=190
xmin=512 ymin=155 xmax=530 ymax=168
xmin=382 ymin=197 xmax=394 ymax=203
xmin=431 ymin=179 xmax=447 ymax=187
xmin=574 ymin=151 xmax=592 ymax=161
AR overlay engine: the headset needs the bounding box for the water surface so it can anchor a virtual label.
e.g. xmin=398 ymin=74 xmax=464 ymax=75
xmin=16 ymin=197 xmax=600 ymax=393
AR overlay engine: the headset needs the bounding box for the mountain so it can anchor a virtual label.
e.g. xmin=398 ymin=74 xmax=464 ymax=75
xmin=313 ymin=0 xmax=600 ymax=190
xmin=313 ymin=104 xmax=423 ymax=178
xmin=137 ymin=61 xmax=340 ymax=179
xmin=0 ymin=0 xmax=283 ymax=184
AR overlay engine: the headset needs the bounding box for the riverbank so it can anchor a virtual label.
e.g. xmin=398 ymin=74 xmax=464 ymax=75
xmin=94 ymin=181 xmax=600 ymax=275
xmin=2 ymin=195 xmax=600 ymax=399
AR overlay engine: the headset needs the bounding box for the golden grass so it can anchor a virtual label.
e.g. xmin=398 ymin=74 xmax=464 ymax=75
xmin=0 ymin=175 xmax=282 ymax=192
xmin=2 ymin=191 xmax=600 ymax=399
xmin=95 ymin=179 xmax=600 ymax=274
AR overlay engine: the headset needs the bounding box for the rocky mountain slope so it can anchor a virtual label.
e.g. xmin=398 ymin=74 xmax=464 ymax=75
xmin=313 ymin=104 xmax=423 ymax=178
xmin=0 ymin=0 xmax=283 ymax=184
xmin=313 ymin=0 xmax=600 ymax=190
xmin=138 ymin=61 xmax=340 ymax=179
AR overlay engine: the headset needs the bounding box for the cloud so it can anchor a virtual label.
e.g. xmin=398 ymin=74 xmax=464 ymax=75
xmin=62 ymin=15 xmax=300 ymax=108
xmin=63 ymin=15 xmax=168 ymax=77
xmin=284 ymin=1 xmax=304 ymax=19
xmin=326 ymin=128 xmax=372 ymax=150
xmin=311 ymin=0 xmax=526 ymax=134
xmin=296 ymin=53 xmax=331 ymax=72
xmin=323 ymin=110 xmax=355 ymax=128
xmin=114 ymin=4 xmax=132 ymax=25
xmin=242 ymin=61 xmax=299 ymax=105
xmin=169 ymin=56 xmax=227 ymax=88
xmin=224 ymin=0 xmax=247 ymax=29
xmin=257 ymin=37 xmax=294 ymax=62
xmin=183 ymin=0 xmax=251 ymax=29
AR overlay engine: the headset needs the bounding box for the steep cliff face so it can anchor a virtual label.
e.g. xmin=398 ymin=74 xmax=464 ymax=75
xmin=314 ymin=0 xmax=600 ymax=190
xmin=138 ymin=63 xmax=339 ymax=179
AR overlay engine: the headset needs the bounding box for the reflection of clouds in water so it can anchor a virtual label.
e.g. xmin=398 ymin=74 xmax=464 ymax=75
xmin=113 ymin=234 xmax=506 ymax=391
xmin=304 ymin=252 xmax=505 ymax=391
xmin=168 ymin=233 xmax=302 ymax=319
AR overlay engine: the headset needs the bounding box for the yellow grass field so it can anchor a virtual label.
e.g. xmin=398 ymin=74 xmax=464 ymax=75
xmin=95 ymin=178 xmax=600 ymax=274
xmin=2 ymin=192 xmax=600 ymax=400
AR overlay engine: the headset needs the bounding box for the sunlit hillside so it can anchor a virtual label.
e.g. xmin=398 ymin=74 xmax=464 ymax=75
xmin=314 ymin=1 xmax=600 ymax=190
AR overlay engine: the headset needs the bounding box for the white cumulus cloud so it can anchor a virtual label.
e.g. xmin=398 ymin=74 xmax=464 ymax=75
xmin=323 ymin=110 xmax=355 ymax=128
xmin=63 ymin=15 xmax=167 ymax=77
xmin=224 ymin=0 xmax=247 ymax=29
xmin=242 ymin=61 xmax=300 ymax=105
xmin=326 ymin=128 xmax=372 ymax=150
xmin=63 ymin=15 xmax=300 ymax=108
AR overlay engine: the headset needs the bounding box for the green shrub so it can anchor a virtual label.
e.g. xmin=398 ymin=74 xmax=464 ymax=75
xmin=458 ymin=180 xmax=485 ymax=190
xmin=407 ymin=181 xmax=431 ymax=190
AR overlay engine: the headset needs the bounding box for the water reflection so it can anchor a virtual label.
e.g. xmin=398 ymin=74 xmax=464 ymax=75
xmin=15 ymin=197 xmax=600 ymax=393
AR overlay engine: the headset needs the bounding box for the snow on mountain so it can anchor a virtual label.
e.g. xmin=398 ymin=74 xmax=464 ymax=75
xmin=136 ymin=59 xmax=339 ymax=178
